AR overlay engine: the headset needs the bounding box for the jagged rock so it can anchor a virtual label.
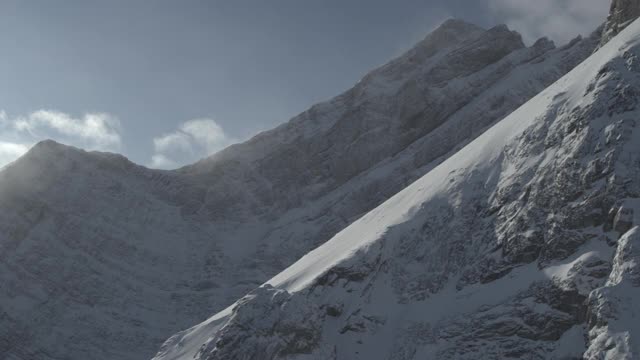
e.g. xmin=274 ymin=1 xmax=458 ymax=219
xmin=613 ymin=204 xmax=635 ymax=234
xmin=601 ymin=0 xmax=640 ymax=46
xmin=193 ymin=285 xmax=323 ymax=360
xmin=585 ymin=226 xmax=640 ymax=359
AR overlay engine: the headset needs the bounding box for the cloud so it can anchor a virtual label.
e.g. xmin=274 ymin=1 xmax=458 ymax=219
xmin=488 ymin=0 xmax=609 ymax=44
xmin=14 ymin=110 xmax=121 ymax=149
xmin=150 ymin=154 xmax=179 ymax=170
xmin=0 ymin=109 xmax=122 ymax=167
xmin=0 ymin=141 xmax=29 ymax=168
xmin=150 ymin=118 xmax=236 ymax=169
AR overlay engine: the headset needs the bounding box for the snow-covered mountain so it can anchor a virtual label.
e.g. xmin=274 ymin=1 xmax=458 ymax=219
xmin=154 ymin=16 xmax=640 ymax=360
xmin=0 ymin=7 xmax=621 ymax=360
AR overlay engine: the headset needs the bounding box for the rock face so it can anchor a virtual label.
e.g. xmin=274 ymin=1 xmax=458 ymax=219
xmin=0 ymin=16 xmax=603 ymax=360
xmin=155 ymin=17 xmax=640 ymax=360
xmin=193 ymin=285 xmax=324 ymax=360
xmin=601 ymin=0 xmax=640 ymax=45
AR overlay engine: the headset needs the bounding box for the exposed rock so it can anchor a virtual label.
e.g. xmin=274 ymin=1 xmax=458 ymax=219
xmin=194 ymin=286 xmax=324 ymax=360
xmin=601 ymin=0 xmax=640 ymax=46
xmin=613 ymin=204 xmax=635 ymax=234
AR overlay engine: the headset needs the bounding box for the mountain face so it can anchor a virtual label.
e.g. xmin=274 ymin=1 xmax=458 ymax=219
xmin=0 ymin=14 xmax=606 ymax=360
xmin=602 ymin=0 xmax=640 ymax=45
xmin=154 ymin=18 xmax=640 ymax=360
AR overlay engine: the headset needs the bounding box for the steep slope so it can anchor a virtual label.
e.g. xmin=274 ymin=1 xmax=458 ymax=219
xmin=0 ymin=19 xmax=600 ymax=360
xmin=180 ymin=22 xmax=600 ymax=270
xmin=156 ymin=17 xmax=640 ymax=360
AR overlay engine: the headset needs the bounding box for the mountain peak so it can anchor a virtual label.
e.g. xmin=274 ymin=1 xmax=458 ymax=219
xmin=30 ymin=139 xmax=69 ymax=152
xmin=437 ymin=18 xmax=484 ymax=33
xmin=18 ymin=139 xmax=81 ymax=164
xmin=397 ymin=18 xmax=485 ymax=60
xmin=486 ymin=24 xmax=523 ymax=41
xmin=6 ymin=139 xmax=133 ymax=174
xmin=423 ymin=18 xmax=485 ymax=44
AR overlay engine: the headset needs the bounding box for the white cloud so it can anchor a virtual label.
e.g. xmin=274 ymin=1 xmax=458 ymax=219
xmin=488 ymin=0 xmax=609 ymax=44
xmin=150 ymin=154 xmax=179 ymax=170
xmin=0 ymin=109 xmax=122 ymax=167
xmin=14 ymin=110 xmax=121 ymax=149
xmin=0 ymin=141 xmax=29 ymax=168
xmin=153 ymin=132 xmax=193 ymax=154
xmin=150 ymin=118 xmax=236 ymax=169
xmin=181 ymin=119 xmax=231 ymax=153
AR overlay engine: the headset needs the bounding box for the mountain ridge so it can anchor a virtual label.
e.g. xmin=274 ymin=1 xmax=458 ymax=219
xmin=155 ymin=16 xmax=640 ymax=360
xmin=0 ymin=16 xmax=608 ymax=360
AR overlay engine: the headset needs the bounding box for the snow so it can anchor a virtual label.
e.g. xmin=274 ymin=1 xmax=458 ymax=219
xmin=267 ymin=18 xmax=640 ymax=294
xmin=154 ymin=16 xmax=640 ymax=360
xmin=0 ymin=8 xmax=634 ymax=360
xmin=152 ymin=308 xmax=233 ymax=360
xmin=551 ymin=326 xmax=587 ymax=359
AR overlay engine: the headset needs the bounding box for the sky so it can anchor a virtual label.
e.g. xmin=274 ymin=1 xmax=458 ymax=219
xmin=0 ymin=0 xmax=609 ymax=169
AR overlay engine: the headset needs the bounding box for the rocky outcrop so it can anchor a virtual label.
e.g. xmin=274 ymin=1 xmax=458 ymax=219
xmin=601 ymin=0 xmax=640 ymax=45
xmin=194 ymin=286 xmax=325 ymax=360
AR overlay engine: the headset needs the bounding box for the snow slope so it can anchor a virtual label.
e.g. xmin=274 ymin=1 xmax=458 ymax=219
xmin=156 ymin=17 xmax=640 ymax=360
xmin=0 ymin=17 xmax=604 ymax=360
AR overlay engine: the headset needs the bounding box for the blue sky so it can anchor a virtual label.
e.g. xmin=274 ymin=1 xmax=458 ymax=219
xmin=0 ymin=0 xmax=608 ymax=168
